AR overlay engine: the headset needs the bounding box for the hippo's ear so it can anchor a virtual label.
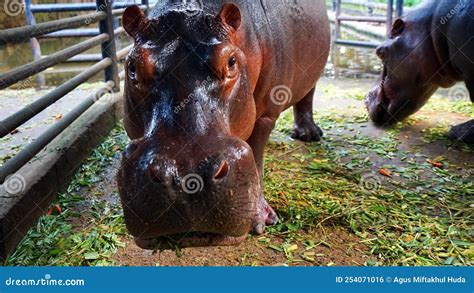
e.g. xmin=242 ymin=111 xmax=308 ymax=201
xmin=123 ymin=5 xmax=149 ymax=40
xmin=390 ymin=18 xmax=405 ymax=38
xmin=217 ymin=3 xmax=242 ymax=31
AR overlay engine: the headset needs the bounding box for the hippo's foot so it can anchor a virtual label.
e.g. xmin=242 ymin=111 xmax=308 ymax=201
xmin=291 ymin=121 xmax=323 ymax=142
xmin=448 ymin=120 xmax=474 ymax=144
xmin=251 ymin=195 xmax=279 ymax=234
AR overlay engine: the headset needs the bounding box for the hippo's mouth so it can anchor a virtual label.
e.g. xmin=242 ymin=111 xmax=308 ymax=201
xmin=134 ymin=232 xmax=247 ymax=250
xmin=366 ymin=66 xmax=392 ymax=125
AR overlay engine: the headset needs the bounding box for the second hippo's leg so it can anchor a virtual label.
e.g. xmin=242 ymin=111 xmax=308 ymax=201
xmin=291 ymin=87 xmax=324 ymax=142
xmin=448 ymin=81 xmax=474 ymax=144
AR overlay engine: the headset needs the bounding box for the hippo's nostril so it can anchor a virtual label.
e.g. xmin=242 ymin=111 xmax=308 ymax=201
xmin=214 ymin=160 xmax=229 ymax=180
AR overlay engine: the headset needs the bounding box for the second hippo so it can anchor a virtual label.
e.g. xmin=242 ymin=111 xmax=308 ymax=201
xmin=366 ymin=0 xmax=474 ymax=144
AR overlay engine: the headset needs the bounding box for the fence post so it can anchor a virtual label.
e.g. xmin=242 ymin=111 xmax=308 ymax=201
xmin=335 ymin=0 xmax=341 ymax=40
xmin=25 ymin=0 xmax=45 ymax=89
xmin=142 ymin=0 xmax=150 ymax=13
xmin=386 ymin=0 xmax=394 ymax=37
xmin=396 ymin=0 xmax=404 ymax=17
xmin=96 ymin=0 xmax=120 ymax=92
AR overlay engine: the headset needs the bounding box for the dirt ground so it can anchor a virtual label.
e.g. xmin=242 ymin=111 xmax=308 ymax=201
xmin=4 ymin=77 xmax=472 ymax=267
xmin=106 ymin=79 xmax=472 ymax=266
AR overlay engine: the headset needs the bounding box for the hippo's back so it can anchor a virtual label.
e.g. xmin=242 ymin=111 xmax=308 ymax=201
xmin=151 ymin=0 xmax=330 ymax=106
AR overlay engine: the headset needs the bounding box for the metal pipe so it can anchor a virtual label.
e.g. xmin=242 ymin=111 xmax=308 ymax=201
xmin=0 ymin=33 xmax=109 ymax=90
xmin=98 ymin=0 xmax=120 ymax=92
xmin=0 ymin=81 xmax=116 ymax=184
xmin=337 ymin=15 xmax=387 ymax=23
xmin=41 ymin=29 xmax=101 ymax=38
xmin=40 ymin=27 xmax=124 ymax=39
xmin=396 ymin=0 xmax=404 ymax=17
xmin=386 ymin=0 xmax=394 ymax=36
xmin=30 ymin=2 xmax=140 ymax=13
xmin=334 ymin=39 xmax=379 ymax=48
xmin=117 ymin=44 xmax=133 ymax=60
xmin=0 ymin=11 xmax=106 ymax=46
xmin=335 ymin=0 xmax=342 ymax=39
xmin=25 ymin=0 xmax=45 ymax=89
xmin=0 ymin=58 xmax=112 ymax=138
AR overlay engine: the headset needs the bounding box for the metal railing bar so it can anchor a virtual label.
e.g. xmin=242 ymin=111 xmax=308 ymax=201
xmin=117 ymin=44 xmax=133 ymax=60
xmin=41 ymin=28 xmax=100 ymax=39
xmin=0 ymin=11 xmax=106 ymax=46
xmin=0 ymin=80 xmax=116 ymax=184
xmin=114 ymin=27 xmax=125 ymax=36
xmin=0 ymin=33 xmax=109 ymax=90
xmin=0 ymin=58 xmax=112 ymax=138
xmin=30 ymin=2 xmax=142 ymax=13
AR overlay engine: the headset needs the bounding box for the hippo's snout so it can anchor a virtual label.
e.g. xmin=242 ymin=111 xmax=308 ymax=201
xmin=118 ymin=136 xmax=259 ymax=249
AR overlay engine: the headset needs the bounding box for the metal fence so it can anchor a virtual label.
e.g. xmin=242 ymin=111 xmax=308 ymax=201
xmin=333 ymin=0 xmax=404 ymax=48
xmin=0 ymin=0 xmax=147 ymax=183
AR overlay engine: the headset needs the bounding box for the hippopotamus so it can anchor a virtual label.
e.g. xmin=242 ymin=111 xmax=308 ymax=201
xmin=366 ymin=0 xmax=474 ymax=144
xmin=118 ymin=0 xmax=330 ymax=248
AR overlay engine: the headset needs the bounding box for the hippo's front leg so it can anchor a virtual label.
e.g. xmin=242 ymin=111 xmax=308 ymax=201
xmin=247 ymin=116 xmax=279 ymax=234
xmin=448 ymin=81 xmax=474 ymax=144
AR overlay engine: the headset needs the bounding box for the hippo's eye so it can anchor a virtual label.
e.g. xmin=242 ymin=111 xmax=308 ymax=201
xmin=226 ymin=55 xmax=238 ymax=79
xmin=227 ymin=55 xmax=237 ymax=69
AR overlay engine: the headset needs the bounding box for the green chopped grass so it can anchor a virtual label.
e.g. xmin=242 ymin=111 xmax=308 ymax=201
xmin=4 ymin=85 xmax=473 ymax=267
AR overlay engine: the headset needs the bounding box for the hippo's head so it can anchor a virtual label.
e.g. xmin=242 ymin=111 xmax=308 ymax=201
xmin=365 ymin=18 xmax=455 ymax=125
xmin=118 ymin=4 xmax=259 ymax=248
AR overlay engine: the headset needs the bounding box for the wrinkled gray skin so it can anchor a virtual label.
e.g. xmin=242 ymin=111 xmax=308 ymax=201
xmin=366 ymin=0 xmax=474 ymax=144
